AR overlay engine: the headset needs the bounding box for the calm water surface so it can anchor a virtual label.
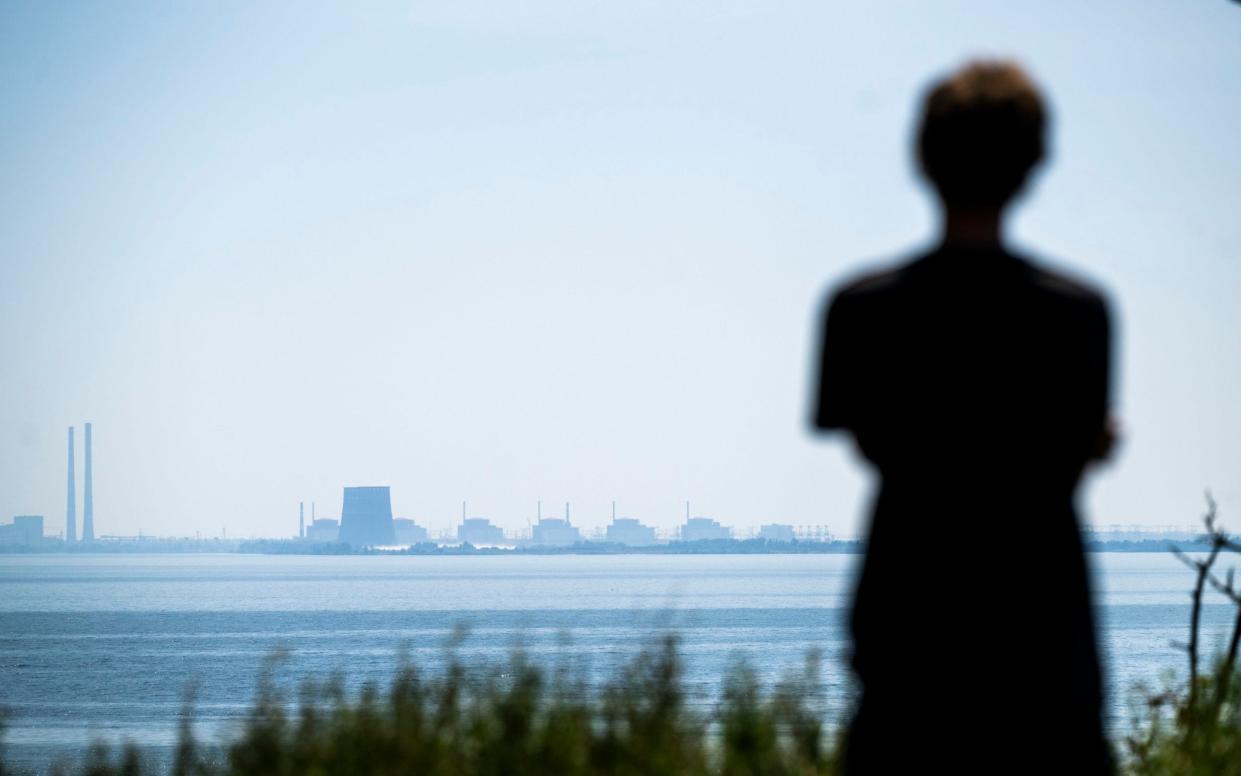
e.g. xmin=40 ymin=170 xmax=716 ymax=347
xmin=0 ymin=552 xmax=1235 ymax=771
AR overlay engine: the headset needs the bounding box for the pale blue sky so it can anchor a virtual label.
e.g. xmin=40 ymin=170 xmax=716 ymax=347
xmin=2 ymin=1 xmax=1239 ymax=538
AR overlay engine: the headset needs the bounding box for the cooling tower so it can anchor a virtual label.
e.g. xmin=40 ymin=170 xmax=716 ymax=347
xmin=66 ymin=427 xmax=76 ymax=543
xmin=83 ymin=422 xmax=94 ymax=541
xmin=337 ymin=486 xmax=396 ymax=546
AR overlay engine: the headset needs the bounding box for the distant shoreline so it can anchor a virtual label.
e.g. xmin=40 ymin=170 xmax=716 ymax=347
xmin=0 ymin=538 xmax=1215 ymax=555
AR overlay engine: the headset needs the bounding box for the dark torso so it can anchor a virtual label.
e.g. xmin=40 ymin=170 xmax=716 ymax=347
xmin=814 ymin=244 xmax=1114 ymax=771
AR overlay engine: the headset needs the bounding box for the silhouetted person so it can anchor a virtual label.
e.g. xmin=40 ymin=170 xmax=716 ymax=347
xmin=813 ymin=61 xmax=1116 ymax=773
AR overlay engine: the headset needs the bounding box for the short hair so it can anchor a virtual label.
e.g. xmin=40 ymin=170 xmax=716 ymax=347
xmin=917 ymin=59 xmax=1047 ymax=208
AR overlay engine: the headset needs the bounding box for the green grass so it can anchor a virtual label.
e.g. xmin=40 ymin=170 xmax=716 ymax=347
xmin=22 ymin=636 xmax=835 ymax=776
xmin=1124 ymin=657 xmax=1241 ymax=775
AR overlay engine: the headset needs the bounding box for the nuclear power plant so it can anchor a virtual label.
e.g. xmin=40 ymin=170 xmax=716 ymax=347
xmin=337 ymin=486 xmax=396 ymax=546
xmin=49 ymin=423 xmax=833 ymax=550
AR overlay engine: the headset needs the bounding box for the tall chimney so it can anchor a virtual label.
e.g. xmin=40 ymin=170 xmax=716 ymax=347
xmin=299 ymin=501 xmax=305 ymax=539
xmin=82 ymin=422 xmax=94 ymax=541
xmin=66 ymin=427 xmax=76 ymax=543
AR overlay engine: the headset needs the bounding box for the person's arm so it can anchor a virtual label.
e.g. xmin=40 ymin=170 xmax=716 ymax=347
xmin=812 ymin=291 xmax=857 ymax=433
xmin=1086 ymin=295 xmax=1117 ymax=464
xmin=814 ymin=288 xmax=881 ymax=468
xmin=1092 ymin=416 xmax=1119 ymax=463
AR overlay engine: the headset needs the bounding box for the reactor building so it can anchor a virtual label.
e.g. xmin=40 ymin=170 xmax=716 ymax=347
xmin=337 ymin=486 xmax=396 ymax=546
xmin=606 ymin=517 xmax=658 ymax=546
xmin=393 ymin=518 xmax=429 ymax=545
xmin=305 ymin=518 xmax=340 ymax=542
xmin=458 ymin=517 xmax=505 ymax=546
xmin=531 ymin=502 xmax=582 ymax=547
xmin=679 ymin=516 xmax=731 ymax=542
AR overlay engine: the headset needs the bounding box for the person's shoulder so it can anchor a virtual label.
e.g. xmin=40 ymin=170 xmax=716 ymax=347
xmin=1014 ymin=250 xmax=1112 ymax=313
xmin=824 ymin=250 xmax=927 ymax=306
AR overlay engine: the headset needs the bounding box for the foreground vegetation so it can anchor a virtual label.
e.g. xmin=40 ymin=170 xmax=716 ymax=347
xmin=1124 ymin=496 xmax=1241 ymax=775
xmin=3 ymin=499 xmax=1240 ymax=775
xmin=5 ymin=638 xmax=834 ymax=776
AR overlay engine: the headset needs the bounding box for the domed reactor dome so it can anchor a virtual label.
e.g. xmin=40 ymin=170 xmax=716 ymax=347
xmin=337 ymin=486 xmax=396 ymax=546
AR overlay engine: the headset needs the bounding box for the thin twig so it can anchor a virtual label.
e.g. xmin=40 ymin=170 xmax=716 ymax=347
xmin=1170 ymin=493 xmax=1221 ymax=715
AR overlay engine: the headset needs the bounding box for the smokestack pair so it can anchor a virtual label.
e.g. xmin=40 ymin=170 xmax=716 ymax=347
xmin=66 ymin=423 xmax=94 ymax=542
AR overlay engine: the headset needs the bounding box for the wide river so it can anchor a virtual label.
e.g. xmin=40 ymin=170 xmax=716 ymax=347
xmin=0 ymin=552 xmax=1236 ymax=771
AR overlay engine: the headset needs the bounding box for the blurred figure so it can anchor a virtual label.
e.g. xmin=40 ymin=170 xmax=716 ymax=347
xmin=812 ymin=61 xmax=1115 ymax=773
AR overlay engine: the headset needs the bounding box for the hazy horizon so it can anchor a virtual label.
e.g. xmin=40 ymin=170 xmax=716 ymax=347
xmin=3 ymin=1 xmax=1239 ymax=539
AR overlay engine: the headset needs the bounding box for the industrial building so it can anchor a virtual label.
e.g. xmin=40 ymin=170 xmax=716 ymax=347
xmin=679 ymin=516 xmax=730 ymax=542
xmin=606 ymin=517 xmax=658 ymax=546
xmin=759 ymin=524 xmax=797 ymax=542
xmin=0 ymin=516 xmax=44 ymax=546
xmin=337 ymin=486 xmax=396 ymax=546
xmin=531 ymin=502 xmax=581 ymax=546
xmin=305 ymin=518 xmax=340 ymax=542
xmin=531 ymin=518 xmax=579 ymax=546
xmin=394 ymin=518 xmax=429 ymax=545
xmin=458 ymin=517 xmax=505 ymax=546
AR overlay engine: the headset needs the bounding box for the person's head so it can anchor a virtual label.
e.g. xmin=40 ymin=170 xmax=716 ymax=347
xmin=917 ymin=59 xmax=1048 ymax=211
